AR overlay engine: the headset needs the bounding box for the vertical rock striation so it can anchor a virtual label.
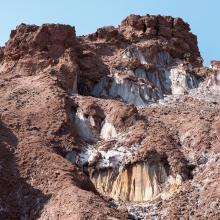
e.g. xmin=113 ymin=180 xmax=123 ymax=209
xmin=91 ymin=161 xmax=168 ymax=202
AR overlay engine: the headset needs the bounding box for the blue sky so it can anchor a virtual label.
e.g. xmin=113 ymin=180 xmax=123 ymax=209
xmin=1 ymin=0 xmax=219 ymax=65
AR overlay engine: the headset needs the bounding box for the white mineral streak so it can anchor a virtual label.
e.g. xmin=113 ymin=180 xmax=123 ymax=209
xmin=92 ymin=74 xmax=161 ymax=105
xmin=92 ymin=51 xmax=199 ymax=105
xmin=170 ymin=66 xmax=198 ymax=95
xmin=74 ymin=110 xmax=99 ymax=142
xmin=78 ymin=143 xmax=133 ymax=168
xmin=122 ymin=47 xmax=148 ymax=64
xmin=77 ymin=130 xmax=140 ymax=168
xmin=160 ymin=174 xmax=183 ymax=200
xmin=208 ymin=72 xmax=220 ymax=91
xmin=100 ymin=121 xmax=117 ymax=140
xmin=78 ymin=145 xmax=99 ymax=166
xmin=170 ymin=68 xmax=188 ymax=95
xmin=75 ymin=139 xmax=179 ymax=202
xmin=91 ymin=161 xmax=168 ymax=202
xmin=73 ymin=108 xmax=118 ymax=142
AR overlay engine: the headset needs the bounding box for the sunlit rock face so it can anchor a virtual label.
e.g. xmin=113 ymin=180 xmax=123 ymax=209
xmin=92 ymin=51 xmax=199 ymax=105
xmin=206 ymin=71 xmax=220 ymax=91
xmin=90 ymin=161 xmax=168 ymax=202
xmin=100 ymin=121 xmax=117 ymax=140
xmin=73 ymin=109 xmax=117 ymax=142
xmin=170 ymin=66 xmax=198 ymax=95
xmin=2 ymin=15 xmax=220 ymax=220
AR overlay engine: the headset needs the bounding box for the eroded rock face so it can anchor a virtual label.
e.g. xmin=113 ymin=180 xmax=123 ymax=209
xmin=170 ymin=65 xmax=198 ymax=95
xmin=74 ymin=109 xmax=101 ymax=142
xmin=100 ymin=121 xmax=117 ymax=140
xmin=80 ymin=15 xmax=202 ymax=104
xmin=4 ymin=23 xmax=77 ymax=60
xmin=91 ymin=161 xmax=168 ymax=202
xmin=84 ymin=14 xmax=201 ymax=66
xmin=0 ymin=14 xmax=220 ymax=220
xmin=210 ymin=60 xmax=220 ymax=69
xmin=92 ymin=56 xmax=198 ymax=105
xmin=1 ymin=23 xmax=79 ymax=94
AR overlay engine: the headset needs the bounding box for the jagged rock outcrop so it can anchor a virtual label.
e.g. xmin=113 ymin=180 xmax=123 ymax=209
xmin=79 ymin=15 xmax=202 ymax=105
xmin=1 ymin=23 xmax=80 ymax=94
xmin=0 ymin=14 xmax=219 ymax=220
xmin=210 ymin=60 xmax=220 ymax=69
xmin=85 ymin=15 xmax=201 ymax=65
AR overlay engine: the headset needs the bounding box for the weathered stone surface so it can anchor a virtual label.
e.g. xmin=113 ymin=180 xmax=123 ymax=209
xmin=211 ymin=60 xmax=220 ymax=69
xmin=0 ymin=14 xmax=219 ymax=220
xmin=91 ymin=161 xmax=168 ymax=202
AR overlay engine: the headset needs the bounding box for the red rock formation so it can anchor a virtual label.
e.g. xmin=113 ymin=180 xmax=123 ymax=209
xmin=0 ymin=15 xmax=219 ymax=220
xmin=0 ymin=23 xmax=127 ymax=220
xmin=211 ymin=60 xmax=220 ymax=69
xmin=83 ymin=14 xmax=201 ymax=67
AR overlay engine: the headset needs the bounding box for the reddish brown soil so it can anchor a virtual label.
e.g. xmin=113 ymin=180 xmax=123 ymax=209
xmin=0 ymin=15 xmax=219 ymax=219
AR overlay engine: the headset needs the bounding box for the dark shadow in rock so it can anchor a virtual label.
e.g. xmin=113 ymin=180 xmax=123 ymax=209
xmin=0 ymin=120 xmax=51 ymax=220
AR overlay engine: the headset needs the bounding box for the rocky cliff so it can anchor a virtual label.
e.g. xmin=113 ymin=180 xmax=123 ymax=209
xmin=0 ymin=15 xmax=219 ymax=220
